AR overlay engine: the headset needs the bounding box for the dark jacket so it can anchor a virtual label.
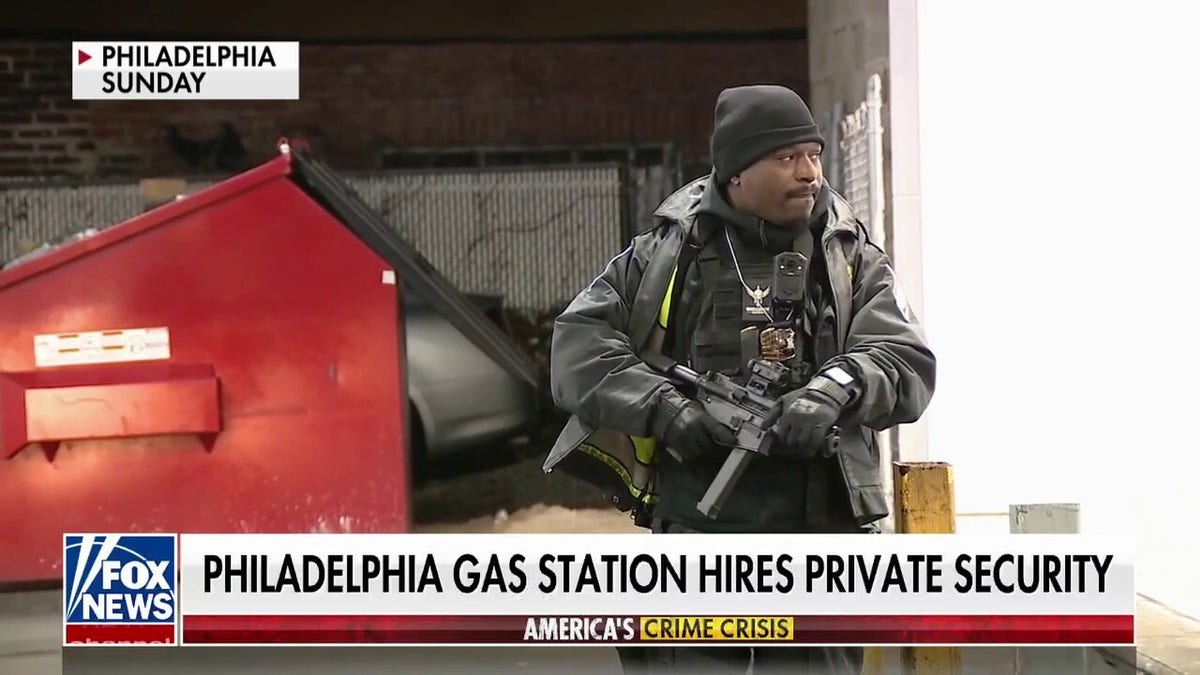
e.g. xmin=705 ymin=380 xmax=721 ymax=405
xmin=542 ymin=175 xmax=936 ymax=527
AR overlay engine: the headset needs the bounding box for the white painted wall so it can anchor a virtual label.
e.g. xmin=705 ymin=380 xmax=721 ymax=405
xmin=891 ymin=0 xmax=1200 ymax=618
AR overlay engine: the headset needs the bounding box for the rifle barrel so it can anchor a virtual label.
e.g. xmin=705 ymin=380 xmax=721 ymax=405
xmin=668 ymin=363 xmax=701 ymax=386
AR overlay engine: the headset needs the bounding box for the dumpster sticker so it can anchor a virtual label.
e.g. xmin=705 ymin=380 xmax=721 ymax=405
xmin=34 ymin=326 xmax=171 ymax=367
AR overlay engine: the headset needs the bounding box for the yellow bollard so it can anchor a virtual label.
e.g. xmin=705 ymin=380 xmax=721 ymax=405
xmin=893 ymin=461 xmax=961 ymax=675
xmin=862 ymin=462 xmax=963 ymax=674
xmin=862 ymin=643 xmax=887 ymax=674
xmin=893 ymin=461 xmax=956 ymax=535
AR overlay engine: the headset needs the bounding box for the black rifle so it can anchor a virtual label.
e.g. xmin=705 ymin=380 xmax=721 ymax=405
xmin=646 ymin=355 xmax=840 ymax=519
xmin=648 ymin=250 xmax=840 ymax=519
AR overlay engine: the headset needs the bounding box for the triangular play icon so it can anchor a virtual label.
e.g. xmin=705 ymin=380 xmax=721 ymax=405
xmin=78 ymin=50 xmax=91 ymax=65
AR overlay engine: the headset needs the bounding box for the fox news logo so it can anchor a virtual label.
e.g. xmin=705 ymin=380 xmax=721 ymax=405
xmin=63 ymin=534 xmax=177 ymax=646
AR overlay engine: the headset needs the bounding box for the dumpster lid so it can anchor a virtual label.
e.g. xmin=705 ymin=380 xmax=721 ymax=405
xmin=0 ymin=148 xmax=541 ymax=391
xmin=285 ymin=147 xmax=542 ymax=390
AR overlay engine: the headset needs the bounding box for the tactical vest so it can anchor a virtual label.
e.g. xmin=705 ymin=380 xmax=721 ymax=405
xmin=680 ymin=249 xmax=820 ymax=373
xmin=557 ymin=222 xmax=840 ymax=526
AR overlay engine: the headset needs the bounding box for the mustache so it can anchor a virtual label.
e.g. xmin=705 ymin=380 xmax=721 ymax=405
xmin=786 ymin=186 xmax=819 ymax=199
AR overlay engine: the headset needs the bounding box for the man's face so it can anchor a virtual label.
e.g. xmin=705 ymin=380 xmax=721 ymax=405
xmin=728 ymin=142 xmax=824 ymax=226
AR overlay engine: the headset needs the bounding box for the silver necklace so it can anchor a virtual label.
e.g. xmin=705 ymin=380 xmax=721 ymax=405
xmin=724 ymin=228 xmax=774 ymax=322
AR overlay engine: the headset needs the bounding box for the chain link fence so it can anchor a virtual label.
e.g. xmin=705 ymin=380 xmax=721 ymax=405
xmin=838 ymin=74 xmax=888 ymax=253
xmin=0 ymin=158 xmax=680 ymax=317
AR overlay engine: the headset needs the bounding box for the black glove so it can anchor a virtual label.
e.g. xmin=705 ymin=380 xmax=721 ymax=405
xmin=660 ymin=401 xmax=737 ymax=462
xmin=765 ymin=373 xmax=854 ymax=458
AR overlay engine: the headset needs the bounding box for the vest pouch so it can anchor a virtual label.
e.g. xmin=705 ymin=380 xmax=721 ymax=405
xmin=710 ymin=284 xmax=743 ymax=320
xmin=690 ymin=328 xmax=743 ymax=374
xmin=690 ymin=267 xmax=767 ymax=374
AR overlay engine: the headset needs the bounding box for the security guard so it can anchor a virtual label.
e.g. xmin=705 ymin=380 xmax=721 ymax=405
xmin=543 ymin=85 xmax=936 ymax=674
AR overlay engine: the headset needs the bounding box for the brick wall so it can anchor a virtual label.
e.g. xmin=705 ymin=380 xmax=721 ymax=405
xmin=0 ymin=39 xmax=809 ymax=179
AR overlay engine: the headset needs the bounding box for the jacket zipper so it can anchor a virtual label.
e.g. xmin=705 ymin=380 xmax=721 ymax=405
xmin=820 ymin=229 xmax=849 ymax=354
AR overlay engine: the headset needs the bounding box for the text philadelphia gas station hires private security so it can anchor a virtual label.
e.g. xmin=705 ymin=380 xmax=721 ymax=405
xmin=199 ymin=550 xmax=1117 ymax=596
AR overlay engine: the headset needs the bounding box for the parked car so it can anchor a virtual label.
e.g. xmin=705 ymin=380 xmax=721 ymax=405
xmin=402 ymin=291 xmax=539 ymax=478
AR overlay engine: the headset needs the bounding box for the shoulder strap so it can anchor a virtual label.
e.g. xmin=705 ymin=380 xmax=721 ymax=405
xmin=661 ymin=217 xmax=725 ymax=360
xmin=691 ymin=213 xmax=728 ymax=301
xmin=658 ymin=216 xmax=720 ymax=330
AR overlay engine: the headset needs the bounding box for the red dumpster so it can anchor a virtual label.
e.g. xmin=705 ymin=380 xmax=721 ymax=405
xmin=0 ymin=143 xmax=537 ymax=584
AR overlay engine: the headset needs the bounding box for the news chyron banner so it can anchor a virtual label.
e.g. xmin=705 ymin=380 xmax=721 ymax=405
xmin=64 ymin=532 xmax=1135 ymax=647
xmin=71 ymin=42 xmax=299 ymax=100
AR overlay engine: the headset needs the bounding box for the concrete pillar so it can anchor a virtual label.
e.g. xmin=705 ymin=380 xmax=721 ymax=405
xmin=883 ymin=0 xmax=928 ymax=462
xmin=807 ymin=0 xmax=890 ymax=125
xmin=809 ymin=0 xmax=931 ymax=464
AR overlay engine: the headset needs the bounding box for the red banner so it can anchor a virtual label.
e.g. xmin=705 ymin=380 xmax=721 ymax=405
xmin=182 ymin=614 xmax=1134 ymax=646
xmin=65 ymin=624 xmax=176 ymax=645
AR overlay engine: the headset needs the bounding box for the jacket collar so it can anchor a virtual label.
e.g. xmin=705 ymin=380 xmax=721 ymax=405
xmin=652 ymin=173 xmax=860 ymax=241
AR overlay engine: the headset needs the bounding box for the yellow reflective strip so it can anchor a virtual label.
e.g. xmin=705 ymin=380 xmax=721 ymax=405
xmin=657 ymin=264 xmax=678 ymax=328
xmin=578 ymin=443 xmax=658 ymax=503
xmin=632 ymin=436 xmax=657 ymax=465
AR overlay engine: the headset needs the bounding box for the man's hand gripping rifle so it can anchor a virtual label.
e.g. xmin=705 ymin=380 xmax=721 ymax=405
xmin=647 ymin=357 xmax=839 ymax=519
xmin=645 ymin=251 xmax=840 ymax=520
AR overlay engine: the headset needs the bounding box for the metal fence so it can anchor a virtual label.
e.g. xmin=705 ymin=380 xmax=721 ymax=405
xmin=0 ymin=181 xmax=143 ymax=264
xmin=355 ymin=165 xmax=624 ymax=313
xmin=626 ymin=163 xmax=682 ymax=238
xmin=0 ymin=162 xmax=681 ymax=316
xmin=835 ymin=73 xmax=888 ymax=252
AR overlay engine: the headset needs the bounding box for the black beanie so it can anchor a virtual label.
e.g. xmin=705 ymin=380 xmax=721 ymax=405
xmin=710 ymin=85 xmax=825 ymax=184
